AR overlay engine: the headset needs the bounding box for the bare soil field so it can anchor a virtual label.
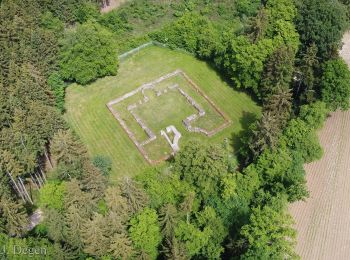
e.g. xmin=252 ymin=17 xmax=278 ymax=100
xmin=290 ymin=110 xmax=350 ymax=259
xmin=289 ymin=33 xmax=350 ymax=259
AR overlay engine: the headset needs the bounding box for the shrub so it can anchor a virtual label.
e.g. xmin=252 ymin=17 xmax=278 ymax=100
xmin=40 ymin=11 xmax=64 ymax=32
xmin=59 ymin=21 xmax=119 ymax=85
xmin=321 ymin=58 xmax=350 ymax=111
xmin=281 ymin=119 xmax=323 ymax=163
xmin=39 ymin=182 xmax=65 ymax=211
xmin=299 ymin=101 xmax=328 ymax=129
xmin=150 ymin=13 xmax=219 ymax=59
xmin=98 ymin=10 xmax=132 ymax=34
xmin=92 ymin=155 xmax=112 ymax=176
xmin=47 ymin=72 xmax=66 ymax=112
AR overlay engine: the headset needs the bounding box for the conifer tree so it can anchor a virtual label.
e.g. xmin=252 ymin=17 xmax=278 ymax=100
xmin=163 ymin=237 xmax=189 ymax=260
xmin=245 ymin=111 xmax=281 ymax=161
xmin=0 ymin=195 xmax=28 ymax=235
xmin=159 ymin=204 xmax=179 ymax=239
xmin=263 ymin=88 xmax=293 ymax=128
xmin=104 ymin=186 xmax=130 ymax=222
xmin=64 ymin=205 xmax=85 ymax=253
xmin=80 ymin=161 xmax=107 ymax=201
xmin=109 ymin=233 xmax=135 ymax=260
xmin=261 ymin=45 xmax=295 ymax=99
xmin=249 ymin=8 xmax=269 ymax=43
xmin=42 ymin=208 xmax=65 ymax=242
xmin=50 ymin=130 xmax=87 ymax=167
xmin=119 ymin=177 xmax=149 ymax=214
xmin=297 ymin=43 xmax=319 ymax=102
xmin=81 ymin=213 xmax=109 ymax=257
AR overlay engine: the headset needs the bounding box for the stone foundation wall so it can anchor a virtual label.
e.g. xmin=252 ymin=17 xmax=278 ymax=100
xmin=106 ymin=69 xmax=231 ymax=164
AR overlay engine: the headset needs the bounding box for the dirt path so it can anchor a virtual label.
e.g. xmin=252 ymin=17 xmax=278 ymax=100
xmin=27 ymin=209 xmax=43 ymax=231
xmin=289 ymin=33 xmax=350 ymax=259
xmin=340 ymin=31 xmax=350 ymax=65
xmin=101 ymin=0 xmax=129 ymax=13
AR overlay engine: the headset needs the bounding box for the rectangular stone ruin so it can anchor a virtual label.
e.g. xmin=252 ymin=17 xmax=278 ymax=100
xmin=106 ymin=69 xmax=231 ymax=164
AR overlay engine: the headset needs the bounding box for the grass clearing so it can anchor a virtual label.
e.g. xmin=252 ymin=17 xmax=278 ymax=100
xmin=108 ymin=69 xmax=229 ymax=163
xmin=64 ymin=45 xmax=260 ymax=180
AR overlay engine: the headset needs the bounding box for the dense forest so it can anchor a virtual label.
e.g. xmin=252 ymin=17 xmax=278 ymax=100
xmin=1 ymin=0 xmax=350 ymax=259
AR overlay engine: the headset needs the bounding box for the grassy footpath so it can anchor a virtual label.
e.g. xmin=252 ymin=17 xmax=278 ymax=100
xmin=64 ymin=46 xmax=260 ymax=180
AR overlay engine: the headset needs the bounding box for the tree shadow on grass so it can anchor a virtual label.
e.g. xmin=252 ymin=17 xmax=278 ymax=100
xmin=204 ymin=60 xmax=262 ymax=105
xmin=230 ymin=111 xmax=258 ymax=157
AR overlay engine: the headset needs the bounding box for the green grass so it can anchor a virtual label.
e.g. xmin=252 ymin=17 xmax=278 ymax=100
xmin=132 ymin=89 xmax=196 ymax=133
xmin=110 ymin=71 xmax=228 ymax=162
xmin=64 ymin=45 xmax=260 ymax=180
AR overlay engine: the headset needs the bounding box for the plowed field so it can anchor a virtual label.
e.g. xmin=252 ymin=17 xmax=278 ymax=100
xmin=289 ymin=33 xmax=350 ymax=259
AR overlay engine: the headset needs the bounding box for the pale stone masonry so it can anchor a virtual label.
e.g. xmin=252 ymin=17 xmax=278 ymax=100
xmin=107 ymin=69 xmax=231 ymax=164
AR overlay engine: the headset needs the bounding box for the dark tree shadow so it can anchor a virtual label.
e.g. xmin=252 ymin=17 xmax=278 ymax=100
xmin=204 ymin=60 xmax=262 ymax=104
xmin=230 ymin=111 xmax=258 ymax=156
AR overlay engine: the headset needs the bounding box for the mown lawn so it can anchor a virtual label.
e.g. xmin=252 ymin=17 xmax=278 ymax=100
xmin=64 ymin=45 xmax=260 ymax=181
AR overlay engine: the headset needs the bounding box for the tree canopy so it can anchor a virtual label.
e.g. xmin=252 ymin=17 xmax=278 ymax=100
xmin=320 ymin=58 xmax=350 ymax=111
xmin=59 ymin=21 xmax=119 ymax=85
xmin=241 ymin=202 xmax=297 ymax=259
xmin=296 ymin=0 xmax=347 ymax=59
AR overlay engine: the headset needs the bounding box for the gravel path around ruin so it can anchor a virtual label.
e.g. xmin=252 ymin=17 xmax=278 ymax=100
xmin=289 ymin=32 xmax=350 ymax=260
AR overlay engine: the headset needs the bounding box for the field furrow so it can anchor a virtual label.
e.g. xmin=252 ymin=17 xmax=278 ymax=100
xmin=290 ymin=110 xmax=350 ymax=259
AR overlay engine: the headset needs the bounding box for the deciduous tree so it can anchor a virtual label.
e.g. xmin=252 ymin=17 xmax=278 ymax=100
xmin=321 ymin=58 xmax=350 ymax=111
xmin=59 ymin=21 xmax=119 ymax=85
xmin=281 ymin=119 xmax=323 ymax=163
xmin=299 ymin=101 xmax=328 ymax=129
xmin=296 ymin=0 xmax=347 ymax=59
xmin=174 ymin=141 xmax=228 ymax=201
xmin=241 ymin=203 xmax=297 ymax=259
xmin=129 ymin=207 xmax=162 ymax=260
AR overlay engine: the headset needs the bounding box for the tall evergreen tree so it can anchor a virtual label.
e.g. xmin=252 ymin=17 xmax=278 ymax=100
xmin=263 ymin=88 xmax=293 ymax=128
xmin=104 ymin=186 xmax=130 ymax=222
xmin=81 ymin=213 xmax=109 ymax=257
xmin=50 ymin=130 xmax=87 ymax=167
xmin=80 ymin=161 xmax=107 ymax=200
xmin=296 ymin=43 xmax=319 ymax=103
xmin=64 ymin=205 xmax=85 ymax=253
xmin=109 ymin=233 xmax=135 ymax=260
xmin=159 ymin=203 xmax=180 ymax=239
xmin=119 ymin=177 xmax=149 ymax=214
xmin=0 ymin=195 xmax=28 ymax=235
xmin=261 ymin=45 xmax=295 ymax=98
xmin=244 ymin=111 xmax=281 ymax=162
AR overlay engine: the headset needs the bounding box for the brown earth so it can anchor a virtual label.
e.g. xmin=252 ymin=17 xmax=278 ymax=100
xmin=340 ymin=31 xmax=350 ymax=65
xmin=289 ymin=33 xmax=350 ymax=259
xmin=101 ymin=0 xmax=129 ymax=13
